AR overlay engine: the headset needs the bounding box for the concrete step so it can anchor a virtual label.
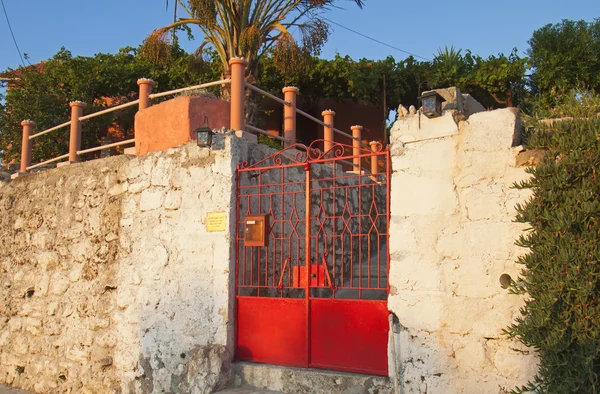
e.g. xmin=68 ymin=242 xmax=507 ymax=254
xmin=233 ymin=362 xmax=393 ymax=394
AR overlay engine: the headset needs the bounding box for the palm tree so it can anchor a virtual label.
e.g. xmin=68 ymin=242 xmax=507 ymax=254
xmin=145 ymin=0 xmax=365 ymax=80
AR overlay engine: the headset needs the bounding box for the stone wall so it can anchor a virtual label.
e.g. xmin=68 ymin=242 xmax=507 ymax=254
xmin=0 ymin=134 xmax=249 ymax=393
xmin=0 ymin=100 xmax=540 ymax=393
xmin=388 ymin=107 xmax=538 ymax=393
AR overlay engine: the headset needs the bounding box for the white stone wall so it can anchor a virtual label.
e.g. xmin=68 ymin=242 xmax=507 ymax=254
xmin=388 ymin=108 xmax=538 ymax=393
xmin=0 ymin=107 xmax=540 ymax=393
xmin=111 ymin=139 xmax=240 ymax=394
xmin=0 ymin=134 xmax=248 ymax=393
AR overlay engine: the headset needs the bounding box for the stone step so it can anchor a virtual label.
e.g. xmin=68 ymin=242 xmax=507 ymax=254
xmin=215 ymin=387 xmax=283 ymax=394
xmin=0 ymin=384 xmax=34 ymax=394
xmin=233 ymin=362 xmax=393 ymax=394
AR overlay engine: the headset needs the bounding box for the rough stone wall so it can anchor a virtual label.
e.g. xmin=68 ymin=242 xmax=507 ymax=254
xmin=0 ymin=105 xmax=541 ymax=394
xmin=0 ymin=135 xmax=246 ymax=393
xmin=388 ymin=108 xmax=538 ymax=393
xmin=0 ymin=155 xmax=128 ymax=393
xmin=112 ymin=139 xmax=240 ymax=394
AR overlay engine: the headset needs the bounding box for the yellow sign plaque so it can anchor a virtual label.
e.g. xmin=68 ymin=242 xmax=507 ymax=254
xmin=206 ymin=212 xmax=227 ymax=232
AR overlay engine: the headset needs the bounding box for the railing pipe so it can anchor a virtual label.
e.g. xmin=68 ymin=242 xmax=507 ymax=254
xmin=322 ymin=110 xmax=335 ymax=153
xmin=282 ymin=86 xmax=299 ymax=147
xmin=246 ymin=84 xmax=290 ymax=107
xmin=332 ymin=126 xmax=358 ymax=142
xmin=19 ymin=120 xmax=34 ymax=173
xmin=229 ymin=57 xmax=247 ymax=131
xmin=149 ymin=79 xmax=231 ymax=99
xmin=79 ymin=100 xmax=140 ymax=121
xmin=69 ymin=101 xmax=86 ymax=163
xmin=137 ymin=78 xmax=155 ymax=111
xmin=246 ymin=125 xmax=290 ymax=143
xmin=351 ymin=125 xmax=363 ymax=172
xmin=77 ymin=138 xmax=135 ymax=155
xmin=370 ymin=141 xmax=379 ymax=175
xmin=296 ymin=108 xmax=328 ymax=129
xmin=29 ymin=121 xmax=70 ymax=140
xmin=26 ymin=153 xmax=70 ymax=171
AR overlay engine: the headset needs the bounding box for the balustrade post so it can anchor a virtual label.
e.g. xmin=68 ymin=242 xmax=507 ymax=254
xmin=369 ymin=141 xmax=379 ymax=175
xmin=137 ymin=78 xmax=155 ymax=111
xmin=322 ymin=110 xmax=335 ymax=153
xmin=351 ymin=125 xmax=362 ymax=173
xmin=69 ymin=101 xmax=86 ymax=163
xmin=282 ymin=86 xmax=299 ymax=147
xmin=19 ymin=120 xmax=34 ymax=173
xmin=229 ymin=57 xmax=247 ymax=131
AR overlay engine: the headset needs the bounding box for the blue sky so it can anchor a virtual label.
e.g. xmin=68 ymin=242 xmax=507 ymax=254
xmin=0 ymin=0 xmax=599 ymax=71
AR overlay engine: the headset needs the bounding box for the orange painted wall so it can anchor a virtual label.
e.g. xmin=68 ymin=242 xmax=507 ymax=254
xmin=134 ymin=96 xmax=230 ymax=156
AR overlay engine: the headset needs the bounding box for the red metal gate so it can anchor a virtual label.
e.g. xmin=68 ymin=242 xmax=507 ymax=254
xmin=235 ymin=140 xmax=390 ymax=376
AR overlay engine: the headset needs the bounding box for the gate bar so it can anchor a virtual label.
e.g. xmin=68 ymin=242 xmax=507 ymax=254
xmin=304 ymin=162 xmax=311 ymax=368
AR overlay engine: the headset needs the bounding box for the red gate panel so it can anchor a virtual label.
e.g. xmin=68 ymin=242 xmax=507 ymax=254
xmin=236 ymin=297 xmax=307 ymax=367
xmin=310 ymin=299 xmax=389 ymax=376
xmin=235 ymin=140 xmax=390 ymax=376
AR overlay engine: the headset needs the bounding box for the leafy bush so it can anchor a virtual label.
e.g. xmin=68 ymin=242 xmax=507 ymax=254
xmin=507 ymin=114 xmax=600 ymax=393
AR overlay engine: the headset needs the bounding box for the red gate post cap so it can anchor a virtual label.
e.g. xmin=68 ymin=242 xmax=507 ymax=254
xmin=282 ymin=86 xmax=299 ymax=94
xmin=20 ymin=120 xmax=35 ymax=126
xmin=351 ymin=125 xmax=363 ymax=131
xmin=69 ymin=100 xmax=87 ymax=109
xmin=228 ymin=57 xmax=248 ymax=66
xmin=137 ymin=78 xmax=156 ymax=87
xmin=322 ymin=109 xmax=336 ymax=116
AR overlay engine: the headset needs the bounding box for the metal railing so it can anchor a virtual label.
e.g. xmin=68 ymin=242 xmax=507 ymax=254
xmin=242 ymin=75 xmax=382 ymax=174
xmin=15 ymin=78 xmax=231 ymax=175
xmin=14 ymin=56 xmax=383 ymax=177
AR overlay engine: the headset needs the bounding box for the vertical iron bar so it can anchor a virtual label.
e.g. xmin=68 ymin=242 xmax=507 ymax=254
xmin=348 ymin=189 xmax=353 ymax=288
xmin=304 ymin=163 xmax=311 ymax=367
xmin=243 ymin=196 xmax=249 ymax=286
xmin=386 ymin=150 xmax=391 ymax=296
xmin=236 ymin=168 xmax=240 ymax=294
xmin=358 ymin=170 xmax=363 ymax=299
xmin=332 ymin=159 xmax=337 ymax=293
xmin=280 ymin=168 xmax=284 ymax=291
xmin=257 ymin=172 xmax=262 ymax=295
xmin=368 ymin=184 xmax=374 ymax=289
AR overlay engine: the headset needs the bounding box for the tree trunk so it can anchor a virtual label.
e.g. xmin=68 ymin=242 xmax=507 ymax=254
xmin=490 ymin=89 xmax=513 ymax=107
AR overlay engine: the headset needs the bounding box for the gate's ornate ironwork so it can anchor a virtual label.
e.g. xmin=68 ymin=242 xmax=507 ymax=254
xmin=235 ymin=139 xmax=390 ymax=375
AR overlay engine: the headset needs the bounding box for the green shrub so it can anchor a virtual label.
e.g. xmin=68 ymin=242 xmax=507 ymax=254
xmin=506 ymin=116 xmax=600 ymax=393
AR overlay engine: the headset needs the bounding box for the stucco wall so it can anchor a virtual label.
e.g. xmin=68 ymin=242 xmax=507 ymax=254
xmin=388 ymin=108 xmax=537 ymax=393
xmin=0 ymin=134 xmax=247 ymax=393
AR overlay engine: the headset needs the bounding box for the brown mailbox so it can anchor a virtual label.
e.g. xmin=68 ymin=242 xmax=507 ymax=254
xmin=244 ymin=215 xmax=268 ymax=247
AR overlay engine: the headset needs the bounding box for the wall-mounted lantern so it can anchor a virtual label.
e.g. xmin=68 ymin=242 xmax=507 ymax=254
xmin=195 ymin=127 xmax=214 ymax=147
xmin=418 ymin=91 xmax=445 ymax=118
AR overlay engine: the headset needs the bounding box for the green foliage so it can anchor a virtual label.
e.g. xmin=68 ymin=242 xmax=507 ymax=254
xmin=469 ymin=49 xmax=528 ymax=107
xmin=429 ymin=46 xmax=473 ymax=90
xmin=149 ymin=0 xmax=365 ymax=78
xmin=427 ymin=46 xmax=528 ymax=108
xmin=528 ymin=19 xmax=600 ymax=106
xmin=525 ymin=89 xmax=600 ymax=122
xmin=0 ymin=46 xmax=219 ymax=164
xmin=256 ymin=53 xmax=430 ymax=113
xmin=506 ymin=114 xmax=600 ymax=393
xmin=257 ymin=133 xmax=283 ymax=150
